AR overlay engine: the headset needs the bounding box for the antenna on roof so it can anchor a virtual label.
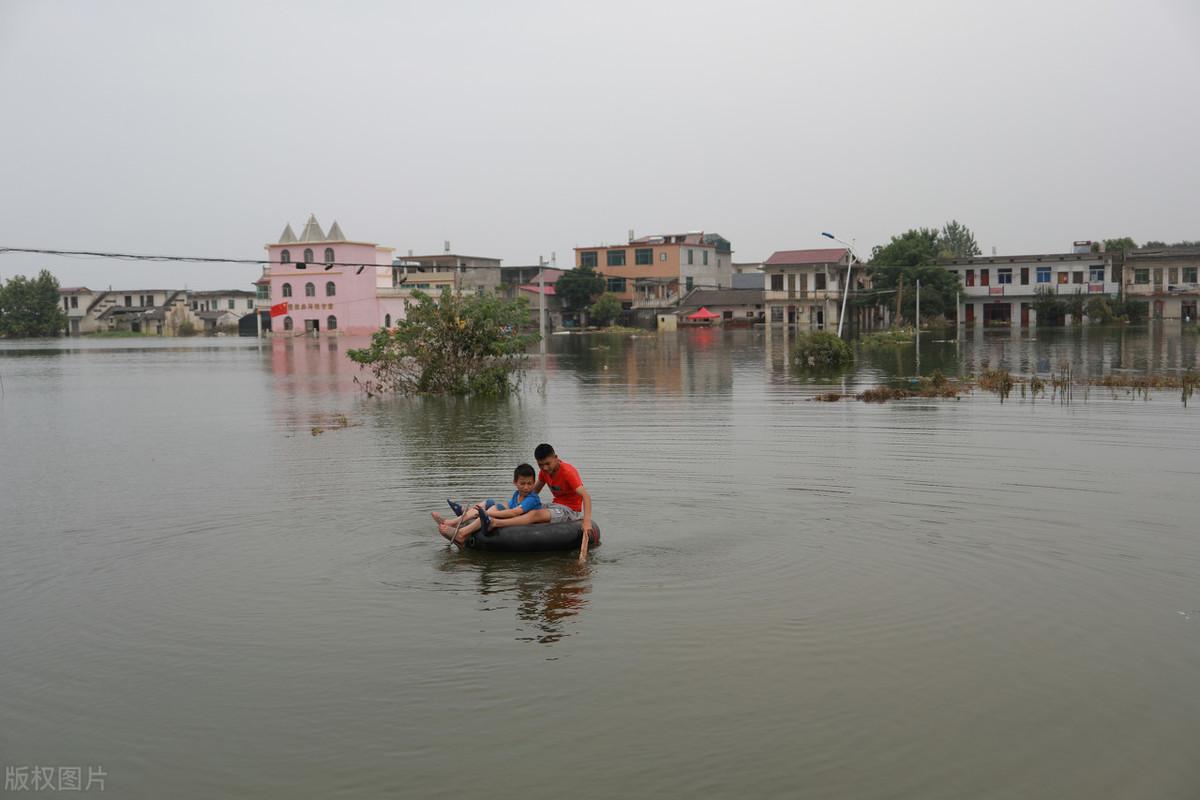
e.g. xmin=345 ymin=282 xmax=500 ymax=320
xmin=628 ymin=229 xmax=635 ymax=243
xmin=444 ymin=241 xmax=450 ymax=254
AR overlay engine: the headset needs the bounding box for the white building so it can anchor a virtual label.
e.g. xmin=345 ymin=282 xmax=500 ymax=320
xmin=941 ymin=246 xmax=1119 ymax=327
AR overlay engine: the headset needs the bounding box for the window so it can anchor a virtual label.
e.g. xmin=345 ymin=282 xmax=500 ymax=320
xmin=1090 ymin=268 xmax=1105 ymax=282
xmin=606 ymin=277 xmax=626 ymax=293
xmin=771 ymin=306 xmax=784 ymax=322
xmin=1020 ymin=267 xmax=1029 ymax=285
xmin=687 ymin=249 xmax=694 ymax=265
xmin=965 ymin=269 xmax=975 ymax=287
xmin=282 ymin=283 xmax=293 ymax=297
xmin=1057 ymin=272 xmax=1069 ymax=284
xmin=606 ymin=250 xmax=626 ymax=267
xmin=281 ymin=249 xmax=291 ymax=264
xmin=63 ymin=297 xmax=69 ymax=311
xmin=1037 ymin=266 xmax=1051 ymax=283
xmin=325 ymin=281 xmax=336 ymax=297
xmin=324 ymin=248 xmax=334 ymax=264
xmin=303 ymin=248 xmax=314 ymax=263
xmin=815 ymin=273 xmax=826 ymax=290
xmin=1134 ymin=269 xmax=1150 ymax=284
xmin=979 ymin=269 xmax=990 ymax=287
xmin=384 ymin=314 xmax=391 ymax=327
xmin=660 ymin=252 xmax=667 ymax=262
xmin=247 ymin=298 xmax=254 ymax=309
xmin=770 ymin=274 xmax=784 ymax=291
xmin=998 ymin=268 xmax=1013 ymax=285
xmin=685 ymin=276 xmax=694 ymax=292
xmin=703 ymin=250 xmax=709 ymax=266
xmin=1168 ymin=267 xmax=1179 ymax=284
xmin=1184 ymin=267 xmax=1198 ymax=283
xmin=1153 ymin=268 xmax=1164 ymax=285
xmin=228 ymin=299 xmax=235 ymax=310
xmin=125 ymin=295 xmax=132 ymax=307
xmin=580 ymin=251 xmax=598 ymax=268
xmin=1072 ymin=271 xmax=1084 ymax=284
xmin=635 ymin=248 xmax=653 ymax=265
xmin=70 ymin=296 xmax=78 ymax=309
xmin=327 ymin=316 xmax=337 ymax=331
xmin=305 ymin=282 xmax=316 ymax=297
xmin=283 ymin=316 xmax=293 ymax=331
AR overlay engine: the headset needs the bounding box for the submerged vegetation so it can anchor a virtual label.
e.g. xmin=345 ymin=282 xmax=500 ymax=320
xmin=792 ymin=331 xmax=854 ymax=370
xmin=859 ymin=328 xmax=916 ymax=348
xmin=348 ymin=288 xmax=537 ymax=398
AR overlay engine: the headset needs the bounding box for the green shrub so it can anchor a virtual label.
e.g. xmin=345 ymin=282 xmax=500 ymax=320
xmin=792 ymin=331 xmax=853 ymax=370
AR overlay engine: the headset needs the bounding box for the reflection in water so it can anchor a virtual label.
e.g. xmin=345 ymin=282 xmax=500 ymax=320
xmin=436 ymin=552 xmax=592 ymax=645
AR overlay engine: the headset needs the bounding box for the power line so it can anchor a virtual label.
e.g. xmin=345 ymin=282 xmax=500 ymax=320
xmin=0 ymin=246 xmax=393 ymax=271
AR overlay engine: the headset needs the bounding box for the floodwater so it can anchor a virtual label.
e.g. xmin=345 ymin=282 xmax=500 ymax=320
xmin=1 ymin=326 xmax=1198 ymax=799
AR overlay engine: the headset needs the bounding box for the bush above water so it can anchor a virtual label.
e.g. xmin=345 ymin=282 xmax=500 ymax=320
xmin=792 ymin=331 xmax=853 ymax=370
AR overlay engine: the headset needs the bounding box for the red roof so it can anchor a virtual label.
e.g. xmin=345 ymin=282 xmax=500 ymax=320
xmin=764 ymin=248 xmax=847 ymax=266
xmin=519 ymin=284 xmax=556 ymax=296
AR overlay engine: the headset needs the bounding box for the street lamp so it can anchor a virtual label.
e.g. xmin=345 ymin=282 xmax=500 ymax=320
xmin=821 ymin=232 xmax=861 ymax=338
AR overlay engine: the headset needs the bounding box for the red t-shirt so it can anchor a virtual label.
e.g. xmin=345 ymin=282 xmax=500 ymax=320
xmin=539 ymin=461 xmax=584 ymax=512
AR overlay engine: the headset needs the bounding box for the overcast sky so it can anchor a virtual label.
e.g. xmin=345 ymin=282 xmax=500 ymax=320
xmin=1 ymin=0 xmax=1197 ymax=289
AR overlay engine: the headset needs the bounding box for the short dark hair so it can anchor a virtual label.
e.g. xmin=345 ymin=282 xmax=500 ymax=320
xmin=534 ymin=443 xmax=555 ymax=461
xmin=513 ymin=463 xmax=536 ymax=480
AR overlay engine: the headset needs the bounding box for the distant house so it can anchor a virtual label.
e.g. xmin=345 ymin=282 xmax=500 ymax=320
xmin=264 ymin=215 xmax=405 ymax=335
xmin=1123 ymin=246 xmax=1200 ymax=321
xmin=941 ymin=244 xmax=1119 ymax=326
xmin=762 ymin=248 xmax=859 ymax=330
xmin=575 ymin=230 xmax=735 ymax=326
xmin=393 ymin=251 xmax=505 ymax=296
xmin=677 ymin=288 xmax=765 ymax=326
xmin=515 ymin=268 xmax=565 ymax=331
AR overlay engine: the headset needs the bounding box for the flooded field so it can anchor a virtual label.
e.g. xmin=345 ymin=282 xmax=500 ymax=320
xmin=1 ymin=326 xmax=1198 ymax=798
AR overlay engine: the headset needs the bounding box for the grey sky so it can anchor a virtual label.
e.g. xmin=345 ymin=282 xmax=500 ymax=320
xmin=1 ymin=0 xmax=1197 ymax=289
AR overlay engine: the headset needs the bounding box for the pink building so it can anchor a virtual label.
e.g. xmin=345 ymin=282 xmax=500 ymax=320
xmin=263 ymin=215 xmax=407 ymax=335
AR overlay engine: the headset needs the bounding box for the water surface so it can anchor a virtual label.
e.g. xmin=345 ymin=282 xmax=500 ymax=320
xmin=1 ymin=327 xmax=1198 ymax=798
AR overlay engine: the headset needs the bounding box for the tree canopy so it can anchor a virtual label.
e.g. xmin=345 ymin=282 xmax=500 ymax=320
xmin=555 ymin=266 xmax=605 ymax=312
xmin=866 ymin=228 xmax=961 ymax=324
xmin=588 ymin=292 xmax=622 ymax=327
xmin=0 ymin=270 xmax=68 ymax=338
xmin=1092 ymin=237 xmax=1137 ymax=254
xmin=939 ymin=220 xmax=981 ymax=258
xmin=347 ymin=288 xmax=537 ymax=397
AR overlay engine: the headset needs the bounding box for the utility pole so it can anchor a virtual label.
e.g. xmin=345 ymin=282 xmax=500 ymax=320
xmin=538 ymin=256 xmax=546 ymax=353
xmin=915 ymin=279 xmax=921 ymax=331
xmin=895 ymin=274 xmax=904 ymax=327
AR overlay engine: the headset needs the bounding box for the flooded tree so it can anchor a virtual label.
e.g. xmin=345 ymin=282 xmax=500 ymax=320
xmin=347 ymin=288 xmax=537 ymax=397
xmin=0 ymin=270 xmax=67 ymax=338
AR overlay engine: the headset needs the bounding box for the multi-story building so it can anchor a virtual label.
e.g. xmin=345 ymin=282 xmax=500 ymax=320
xmin=574 ymin=231 xmax=733 ymax=326
xmin=393 ymin=250 xmax=504 ymax=295
xmin=1123 ymin=246 xmax=1200 ymax=321
xmin=264 ymin=215 xmax=406 ymax=335
xmin=761 ymin=248 xmax=857 ymax=330
xmin=942 ymin=243 xmax=1120 ymax=326
xmin=59 ymin=287 xmax=195 ymax=335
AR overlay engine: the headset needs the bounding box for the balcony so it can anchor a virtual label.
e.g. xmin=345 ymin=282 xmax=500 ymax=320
xmin=632 ymin=293 xmax=680 ymax=309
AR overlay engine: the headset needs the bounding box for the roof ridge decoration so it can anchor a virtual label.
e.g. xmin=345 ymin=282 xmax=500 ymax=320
xmin=326 ymin=220 xmax=346 ymax=241
xmin=278 ymin=223 xmax=297 ymax=244
xmin=298 ymin=214 xmax=326 ymax=243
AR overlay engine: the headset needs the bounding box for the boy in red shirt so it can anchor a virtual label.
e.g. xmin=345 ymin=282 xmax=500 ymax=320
xmin=481 ymin=443 xmax=595 ymax=559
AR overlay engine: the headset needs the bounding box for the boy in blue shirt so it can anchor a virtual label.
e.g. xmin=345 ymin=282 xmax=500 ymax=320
xmin=434 ymin=463 xmax=543 ymax=546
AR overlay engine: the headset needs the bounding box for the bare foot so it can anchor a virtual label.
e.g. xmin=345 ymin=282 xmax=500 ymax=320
xmin=438 ymin=522 xmax=454 ymax=541
xmin=432 ymin=511 xmax=446 ymax=525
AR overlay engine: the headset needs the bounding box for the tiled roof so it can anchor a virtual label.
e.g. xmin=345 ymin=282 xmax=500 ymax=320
xmin=519 ymin=284 xmax=557 ymax=296
xmin=679 ymin=288 xmax=763 ymax=310
xmin=764 ymin=248 xmax=847 ymax=266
